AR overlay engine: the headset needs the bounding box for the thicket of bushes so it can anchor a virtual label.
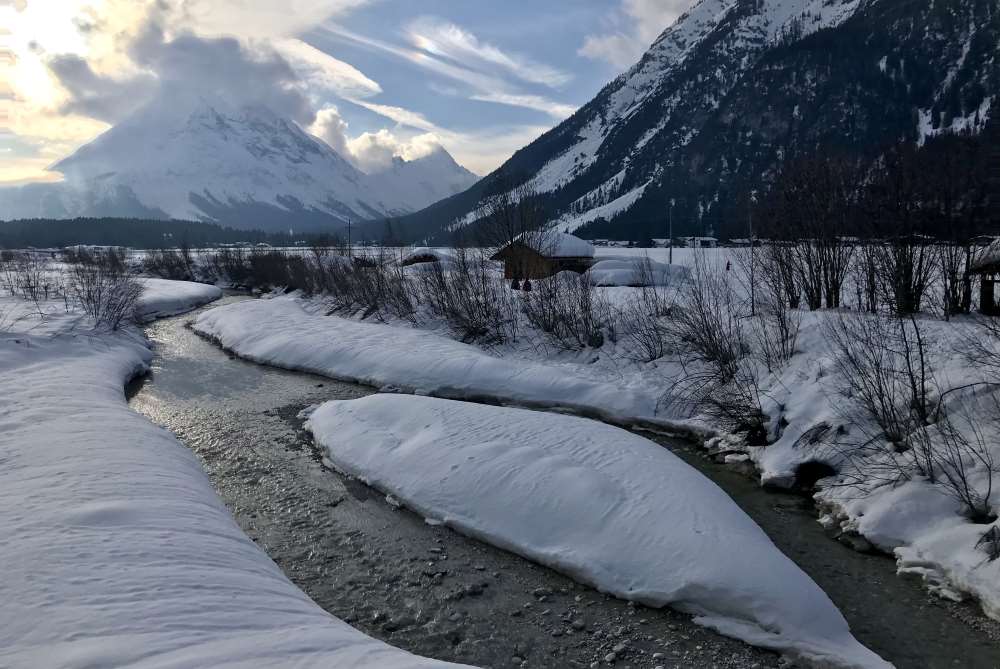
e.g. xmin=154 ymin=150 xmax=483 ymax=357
xmin=1 ymin=248 xmax=143 ymax=330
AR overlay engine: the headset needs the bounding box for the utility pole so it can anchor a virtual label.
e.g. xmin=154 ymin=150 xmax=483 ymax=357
xmin=347 ymin=217 xmax=352 ymax=258
xmin=668 ymin=198 xmax=675 ymax=265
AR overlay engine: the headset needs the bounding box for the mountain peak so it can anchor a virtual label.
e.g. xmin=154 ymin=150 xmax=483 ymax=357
xmin=9 ymin=98 xmax=479 ymax=230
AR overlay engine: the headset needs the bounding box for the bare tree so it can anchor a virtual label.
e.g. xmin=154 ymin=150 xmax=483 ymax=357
xmin=761 ymin=155 xmax=860 ymax=309
xmin=475 ymin=174 xmax=552 ymax=257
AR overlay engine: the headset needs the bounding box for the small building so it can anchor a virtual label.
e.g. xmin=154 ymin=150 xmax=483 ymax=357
xmin=969 ymin=240 xmax=1000 ymax=316
xmin=491 ymin=232 xmax=595 ymax=280
xmin=680 ymin=236 xmax=718 ymax=249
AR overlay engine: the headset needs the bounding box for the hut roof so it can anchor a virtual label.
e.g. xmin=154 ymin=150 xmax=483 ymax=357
xmin=502 ymin=232 xmax=595 ymax=258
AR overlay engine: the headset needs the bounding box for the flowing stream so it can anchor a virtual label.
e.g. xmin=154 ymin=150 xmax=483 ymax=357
xmin=128 ymin=296 xmax=1000 ymax=668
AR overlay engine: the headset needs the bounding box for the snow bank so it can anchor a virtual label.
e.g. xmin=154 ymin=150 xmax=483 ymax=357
xmin=306 ymin=394 xmax=889 ymax=669
xmin=135 ymin=278 xmax=222 ymax=321
xmin=399 ymin=247 xmax=453 ymax=265
xmin=193 ymin=296 xmax=660 ymax=422
xmin=588 ymin=257 xmax=691 ymax=287
xmin=0 ymin=333 xmax=470 ymax=669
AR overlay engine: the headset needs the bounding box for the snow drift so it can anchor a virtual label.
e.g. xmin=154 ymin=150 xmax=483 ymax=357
xmin=306 ymin=394 xmax=889 ymax=669
xmin=0 ymin=304 xmax=469 ymax=668
xmin=135 ymin=278 xmax=223 ymax=321
xmin=193 ymin=296 xmax=660 ymax=422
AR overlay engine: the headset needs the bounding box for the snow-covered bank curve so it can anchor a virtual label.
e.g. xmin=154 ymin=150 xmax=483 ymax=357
xmin=135 ymin=278 xmax=223 ymax=321
xmin=306 ymin=395 xmax=889 ymax=669
xmin=193 ymin=297 xmax=662 ymax=423
xmin=0 ymin=333 xmax=471 ymax=669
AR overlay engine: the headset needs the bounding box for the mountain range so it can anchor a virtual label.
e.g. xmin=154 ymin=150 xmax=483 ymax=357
xmin=3 ymin=0 xmax=996 ymax=241
xmin=0 ymin=98 xmax=477 ymax=233
xmin=394 ymin=0 xmax=999 ymax=243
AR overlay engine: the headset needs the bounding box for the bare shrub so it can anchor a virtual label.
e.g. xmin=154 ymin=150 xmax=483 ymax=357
xmin=69 ymin=261 xmax=144 ymax=330
xmin=616 ymin=260 xmax=676 ymax=362
xmin=522 ymin=271 xmax=609 ymax=351
xmin=326 ymin=250 xmax=415 ymax=322
xmin=207 ymin=248 xmax=252 ymax=286
xmin=752 ymin=293 xmax=801 ymax=373
xmin=824 ymin=311 xmax=933 ymax=446
xmin=665 ymin=255 xmax=767 ymax=443
xmin=144 ymin=248 xmax=191 ymax=280
xmin=734 ymin=244 xmax=801 ymax=372
xmin=0 ymin=252 xmax=53 ymax=312
xmin=925 ymin=401 xmax=999 ymax=522
xmin=418 ymin=249 xmax=518 ymax=344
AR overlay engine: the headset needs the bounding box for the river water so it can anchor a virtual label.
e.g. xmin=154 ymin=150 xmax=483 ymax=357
xmin=128 ymin=296 xmax=1000 ymax=668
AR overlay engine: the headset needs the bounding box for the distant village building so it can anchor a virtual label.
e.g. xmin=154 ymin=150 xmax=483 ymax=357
xmin=492 ymin=232 xmax=595 ymax=280
xmin=680 ymin=236 xmax=718 ymax=249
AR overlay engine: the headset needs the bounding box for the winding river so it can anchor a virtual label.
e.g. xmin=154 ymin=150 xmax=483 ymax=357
xmin=128 ymin=296 xmax=1000 ymax=668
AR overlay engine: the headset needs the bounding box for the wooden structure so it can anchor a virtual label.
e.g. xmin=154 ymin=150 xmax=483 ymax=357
xmin=491 ymin=232 xmax=595 ymax=280
xmin=970 ymin=241 xmax=1000 ymax=316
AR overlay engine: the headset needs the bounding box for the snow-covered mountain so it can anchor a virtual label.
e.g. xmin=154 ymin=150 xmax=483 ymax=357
xmin=0 ymin=98 xmax=477 ymax=232
xmin=397 ymin=0 xmax=999 ymax=242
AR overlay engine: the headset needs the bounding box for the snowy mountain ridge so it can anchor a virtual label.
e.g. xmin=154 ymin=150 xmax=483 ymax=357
xmin=396 ymin=0 xmax=997 ymax=243
xmin=0 ymin=97 xmax=478 ymax=232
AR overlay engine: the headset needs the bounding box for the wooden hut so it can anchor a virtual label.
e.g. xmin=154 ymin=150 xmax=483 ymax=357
xmin=491 ymin=232 xmax=595 ymax=280
xmin=970 ymin=240 xmax=1000 ymax=316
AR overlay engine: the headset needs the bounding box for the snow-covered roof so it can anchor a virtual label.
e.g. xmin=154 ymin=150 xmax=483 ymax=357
xmin=512 ymin=232 xmax=595 ymax=258
xmin=971 ymin=239 xmax=1000 ymax=273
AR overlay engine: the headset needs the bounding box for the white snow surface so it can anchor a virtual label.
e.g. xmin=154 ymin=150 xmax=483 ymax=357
xmin=135 ymin=278 xmax=223 ymax=321
xmin=588 ymin=257 xmax=691 ymax=287
xmin=193 ymin=296 xmax=657 ymax=422
xmin=306 ymin=394 xmax=889 ymax=669
xmin=0 ymin=286 xmax=470 ymax=669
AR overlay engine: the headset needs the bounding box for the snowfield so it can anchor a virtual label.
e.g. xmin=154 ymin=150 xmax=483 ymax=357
xmin=306 ymin=394 xmax=889 ymax=668
xmin=0 ymin=281 xmax=469 ymax=669
xmin=193 ymin=296 xmax=663 ymax=424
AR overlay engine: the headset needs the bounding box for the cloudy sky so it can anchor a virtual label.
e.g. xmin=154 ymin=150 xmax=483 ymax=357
xmin=0 ymin=0 xmax=693 ymax=184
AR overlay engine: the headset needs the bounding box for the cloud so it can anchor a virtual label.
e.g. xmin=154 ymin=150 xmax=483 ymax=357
xmin=275 ymin=38 xmax=381 ymax=101
xmin=405 ymin=17 xmax=572 ymax=88
xmin=346 ymin=129 xmax=443 ymax=172
xmin=309 ymin=102 xmax=543 ymax=177
xmin=347 ymin=98 xmax=439 ymax=132
xmin=128 ymin=24 xmax=317 ymax=124
xmin=316 ymin=24 xmax=574 ymax=120
xmin=309 ymin=104 xmax=444 ymax=173
xmin=579 ymin=0 xmax=692 ymax=69
xmin=310 ymin=105 xmax=352 ymax=156
xmin=160 ymin=0 xmax=374 ymax=39
xmin=46 ymin=53 xmax=156 ymax=123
